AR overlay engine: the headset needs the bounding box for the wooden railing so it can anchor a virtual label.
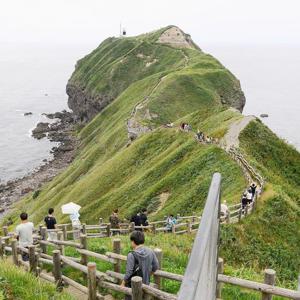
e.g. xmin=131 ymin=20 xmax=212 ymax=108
xmin=1 ymin=174 xmax=299 ymax=300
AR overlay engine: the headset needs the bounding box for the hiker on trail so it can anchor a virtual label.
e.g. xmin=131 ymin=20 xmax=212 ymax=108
xmin=220 ymin=201 xmax=229 ymax=219
xmin=165 ymin=214 xmax=177 ymax=232
xmin=44 ymin=208 xmax=57 ymax=241
xmin=184 ymin=123 xmax=192 ymax=132
xmin=196 ymin=129 xmax=204 ymax=142
xmin=69 ymin=212 xmax=81 ymax=240
xmin=241 ymin=192 xmax=248 ymax=210
xmin=15 ymin=212 xmax=34 ymax=261
xmin=130 ymin=212 xmax=142 ymax=230
xmin=121 ymin=231 xmax=159 ymax=299
xmin=109 ymin=209 xmax=120 ymax=235
xmin=246 ymin=188 xmax=253 ymax=204
xmin=180 ymin=123 xmax=186 ymax=130
xmin=140 ymin=208 xmax=149 ymax=227
xmin=250 ymin=183 xmax=257 ymax=200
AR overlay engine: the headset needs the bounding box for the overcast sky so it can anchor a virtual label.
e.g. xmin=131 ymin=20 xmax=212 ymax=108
xmin=1 ymin=0 xmax=300 ymax=47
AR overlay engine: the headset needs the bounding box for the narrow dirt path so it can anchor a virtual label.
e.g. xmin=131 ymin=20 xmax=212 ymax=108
xmin=222 ymin=115 xmax=255 ymax=150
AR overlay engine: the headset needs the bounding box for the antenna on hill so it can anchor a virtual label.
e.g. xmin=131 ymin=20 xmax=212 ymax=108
xmin=119 ymin=22 xmax=127 ymax=38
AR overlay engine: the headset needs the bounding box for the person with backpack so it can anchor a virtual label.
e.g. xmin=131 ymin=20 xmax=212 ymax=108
xmin=165 ymin=214 xmax=177 ymax=232
xmin=44 ymin=208 xmax=57 ymax=241
xmin=130 ymin=212 xmax=142 ymax=231
xmin=121 ymin=231 xmax=159 ymax=299
xmin=241 ymin=192 xmax=248 ymax=210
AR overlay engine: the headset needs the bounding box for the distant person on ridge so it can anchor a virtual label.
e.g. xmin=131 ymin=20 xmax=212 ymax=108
xmin=109 ymin=209 xmax=120 ymax=235
xmin=121 ymin=231 xmax=159 ymax=300
xmin=140 ymin=208 xmax=149 ymax=227
xmin=15 ymin=212 xmax=34 ymax=261
xmin=246 ymin=188 xmax=253 ymax=204
xmin=241 ymin=192 xmax=248 ymax=210
xmin=250 ymin=183 xmax=257 ymax=200
xmin=44 ymin=208 xmax=57 ymax=241
xmin=130 ymin=212 xmax=142 ymax=230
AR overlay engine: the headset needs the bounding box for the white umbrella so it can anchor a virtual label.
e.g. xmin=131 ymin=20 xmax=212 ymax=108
xmin=61 ymin=202 xmax=81 ymax=214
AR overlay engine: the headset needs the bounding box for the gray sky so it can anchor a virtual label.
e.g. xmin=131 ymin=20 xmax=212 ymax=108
xmin=1 ymin=0 xmax=300 ymax=46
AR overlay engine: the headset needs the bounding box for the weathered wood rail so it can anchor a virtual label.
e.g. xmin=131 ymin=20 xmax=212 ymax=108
xmin=1 ymin=174 xmax=299 ymax=299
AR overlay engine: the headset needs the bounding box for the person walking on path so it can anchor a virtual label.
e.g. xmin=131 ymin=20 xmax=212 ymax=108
xmin=121 ymin=231 xmax=159 ymax=300
xmin=250 ymin=183 xmax=257 ymax=200
xmin=15 ymin=212 xmax=34 ymax=261
xmin=140 ymin=208 xmax=149 ymax=227
xmin=246 ymin=188 xmax=253 ymax=204
xmin=109 ymin=209 xmax=120 ymax=235
xmin=130 ymin=212 xmax=142 ymax=230
xmin=44 ymin=208 xmax=57 ymax=241
xmin=69 ymin=212 xmax=81 ymax=240
xmin=241 ymin=192 xmax=248 ymax=210
xmin=220 ymin=201 xmax=229 ymax=220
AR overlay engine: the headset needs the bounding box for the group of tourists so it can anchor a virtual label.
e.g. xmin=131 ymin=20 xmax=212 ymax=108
xmin=180 ymin=122 xmax=192 ymax=132
xmin=241 ymin=183 xmax=257 ymax=210
xmin=195 ymin=129 xmax=217 ymax=144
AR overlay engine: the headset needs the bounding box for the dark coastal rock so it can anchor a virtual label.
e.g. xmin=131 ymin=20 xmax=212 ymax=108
xmin=32 ymin=122 xmax=50 ymax=134
xmin=24 ymin=112 xmax=33 ymax=116
xmin=260 ymin=113 xmax=269 ymax=118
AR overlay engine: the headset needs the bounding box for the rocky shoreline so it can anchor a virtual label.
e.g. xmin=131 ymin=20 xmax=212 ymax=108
xmin=0 ymin=110 xmax=78 ymax=221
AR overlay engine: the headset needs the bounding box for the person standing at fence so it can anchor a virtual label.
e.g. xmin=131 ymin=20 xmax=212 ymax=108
xmin=140 ymin=208 xmax=149 ymax=227
xmin=15 ymin=212 xmax=34 ymax=261
xmin=121 ymin=231 xmax=159 ymax=299
xmin=166 ymin=214 xmax=177 ymax=232
xmin=246 ymin=188 xmax=253 ymax=204
xmin=109 ymin=209 xmax=120 ymax=235
xmin=44 ymin=208 xmax=57 ymax=241
xmin=241 ymin=192 xmax=248 ymax=210
xmin=130 ymin=212 xmax=142 ymax=230
xmin=69 ymin=212 xmax=81 ymax=240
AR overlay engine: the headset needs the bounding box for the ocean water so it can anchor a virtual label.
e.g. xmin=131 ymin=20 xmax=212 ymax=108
xmin=0 ymin=42 xmax=299 ymax=183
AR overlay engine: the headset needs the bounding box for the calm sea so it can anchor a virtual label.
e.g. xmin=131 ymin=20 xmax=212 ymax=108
xmin=0 ymin=42 xmax=299 ymax=182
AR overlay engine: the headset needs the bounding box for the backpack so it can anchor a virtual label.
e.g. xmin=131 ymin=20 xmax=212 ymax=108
xmin=126 ymin=251 xmax=143 ymax=287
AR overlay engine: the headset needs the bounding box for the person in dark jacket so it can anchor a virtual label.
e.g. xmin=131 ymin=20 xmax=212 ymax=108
xmin=121 ymin=231 xmax=159 ymax=300
xmin=140 ymin=208 xmax=149 ymax=226
xmin=130 ymin=212 xmax=141 ymax=226
xmin=250 ymin=183 xmax=257 ymax=199
xmin=241 ymin=192 xmax=248 ymax=210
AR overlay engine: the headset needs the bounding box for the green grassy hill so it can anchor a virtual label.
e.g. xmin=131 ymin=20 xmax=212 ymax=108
xmin=4 ymin=26 xmax=300 ymax=298
xmin=0 ymin=260 xmax=73 ymax=300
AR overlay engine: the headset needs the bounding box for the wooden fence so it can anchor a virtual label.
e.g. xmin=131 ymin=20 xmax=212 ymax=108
xmin=1 ymin=174 xmax=299 ymax=299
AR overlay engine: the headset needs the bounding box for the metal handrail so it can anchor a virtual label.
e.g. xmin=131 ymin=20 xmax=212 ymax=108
xmin=178 ymin=172 xmax=221 ymax=300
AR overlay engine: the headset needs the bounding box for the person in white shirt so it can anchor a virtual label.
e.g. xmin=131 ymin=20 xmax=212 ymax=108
xmin=15 ymin=212 xmax=34 ymax=261
xmin=220 ymin=201 xmax=229 ymax=220
xmin=69 ymin=212 xmax=81 ymax=240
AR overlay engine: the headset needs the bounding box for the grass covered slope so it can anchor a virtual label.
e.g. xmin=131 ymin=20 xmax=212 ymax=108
xmin=6 ymin=26 xmax=248 ymax=225
xmin=221 ymin=120 xmax=300 ymax=283
xmin=0 ymin=260 xmax=73 ymax=300
xmin=67 ymin=25 xmax=245 ymax=121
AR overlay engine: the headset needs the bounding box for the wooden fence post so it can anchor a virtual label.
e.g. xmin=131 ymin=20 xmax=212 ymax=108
xmin=152 ymin=223 xmax=156 ymax=234
xmin=238 ymin=208 xmax=243 ymax=222
xmin=113 ymin=239 xmax=121 ymax=276
xmin=82 ymin=223 xmax=87 ymax=235
xmin=154 ymin=248 xmax=163 ymax=290
xmin=172 ymin=224 xmax=176 ymax=234
xmin=39 ymin=224 xmax=43 ymax=235
xmin=106 ymin=224 xmax=111 ymax=237
xmin=80 ymin=234 xmax=88 ymax=266
xmin=3 ymin=226 xmax=9 ymax=245
xmin=29 ymin=245 xmax=37 ymax=275
xmin=62 ymin=225 xmax=67 ymax=241
xmin=40 ymin=226 xmax=47 ymax=253
xmin=216 ymin=258 xmax=224 ymax=298
xmin=52 ymin=250 xmax=63 ymax=291
xmin=0 ymin=238 xmax=4 ymax=258
xmin=57 ymin=231 xmax=64 ymax=256
xmin=245 ymin=204 xmax=249 ymax=216
xmin=262 ymin=269 xmax=276 ymax=300
xmin=11 ymin=239 xmax=18 ymax=266
xmin=131 ymin=276 xmax=143 ymax=300
xmin=192 ymin=212 xmax=196 ymax=223
xmin=187 ymin=220 xmax=192 ymax=234
xmin=130 ymin=222 xmax=135 ymax=232
xmin=87 ymin=262 xmax=97 ymax=300
xmin=99 ymin=218 xmax=103 ymax=226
